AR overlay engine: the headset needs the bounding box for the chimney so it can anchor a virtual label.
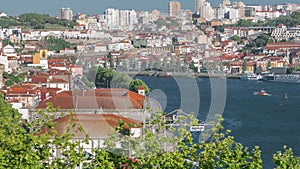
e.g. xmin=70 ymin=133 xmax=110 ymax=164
xmin=137 ymin=86 xmax=146 ymax=96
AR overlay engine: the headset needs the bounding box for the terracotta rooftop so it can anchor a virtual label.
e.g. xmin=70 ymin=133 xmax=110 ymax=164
xmin=36 ymin=89 xmax=144 ymax=110
xmin=31 ymin=77 xmax=48 ymax=83
xmin=40 ymin=114 xmax=140 ymax=138
xmin=48 ymin=78 xmax=68 ymax=83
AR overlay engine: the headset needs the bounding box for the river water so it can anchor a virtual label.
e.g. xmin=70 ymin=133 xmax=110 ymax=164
xmin=136 ymin=76 xmax=300 ymax=168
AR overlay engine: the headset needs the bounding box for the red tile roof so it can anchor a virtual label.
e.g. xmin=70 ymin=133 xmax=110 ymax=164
xmin=36 ymin=89 xmax=144 ymax=110
xmin=40 ymin=114 xmax=140 ymax=138
xmin=48 ymin=78 xmax=68 ymax=83
xmin=31 ymin=77 xmax=48 ymax=83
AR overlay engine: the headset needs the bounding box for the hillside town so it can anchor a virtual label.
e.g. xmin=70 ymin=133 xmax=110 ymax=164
xmin=0 ymin=0 xmax=300 ymax=162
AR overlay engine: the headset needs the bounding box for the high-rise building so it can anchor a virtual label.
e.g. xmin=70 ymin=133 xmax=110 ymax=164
xmin=104 ymin=8 xmax=138 ymax=29
xmin=195 ymin=0 xmax=205 ymax=15
xmin=169 ymin=1 xmax=181 ymax=17
xmin=195 ymin=0 xmax=214 ymax=21
xmin=104 ymin=8 xmax=120 ymax=29
xmin=233 ymin=1 xmax=245 ymax=18
xmin=120 ymin=9 xmax=138 ymax=26
xmin=60 ymin=7 xmax=73 ymax=21
xmin=221 ymin=0 xmax=231 ymax=7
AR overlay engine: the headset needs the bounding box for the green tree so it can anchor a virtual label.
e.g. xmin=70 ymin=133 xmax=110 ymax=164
xmin=18 ymin=13 xmax=76 ymax=29
xmin=129 ymin=78 xmax=150 ymax=94
xmin=237 ymin=19 xmax=254 ymax=27
xmin=5 ymin=79 xmax=14 ymax=86
xmin=129 ymin=59 xmax=134 ymax=69
xmin=3 ymin=72 xmax=23 ymax=86
xmin=169 ymin=57 xmax=175 ymax=71
xmin=175 ymin=57 xmax=182 ymax=72
xmin=106 ymin=52 xmax=114 ymax=68
xmin=0 ymin=92 xmax=298 ymax=168
xmin=46 ymin=36 xmax=73 ymax=53
xmin=189 ymin=61 xmax=198 ymax=72
xmin=273 ymin=146 xmax=300 ymax=169
xmin=102 ymin=113 xmax=263 ymax=169
xmin=0 ymin=95 xmax=87 ymax=168
xmin=116 ymin=56 xmax=120 ymax=68
xmin=162 ymin=57 xmax=168 ymax=70
xmin=231 ymin=35 xmax=241 ymax=42
xmin=2 ymin=39 xmax=14 ymax=46
xmin=242 ymin=60 xmax=247 ymax=73
xmin=2 ymin=72 xmax=9 ymax=79
xmin=0 ymin=17 xmax=21 ymax=28
xmin=148 ymin=57 xmax=154 ymax=69
xmin=153 ymin=57 xmax=161 ymax=69
xmin=267 ymin=61 xmax=272 ymax=69
xmin=226 ymin=62 xmax=231 ymax=72
xmin=95 ymin=67 xmax=149 ymax=91
xmin=255 ymin=65 xmax=263 ymax=74
xmin=140 ymin=62 xmax=147 ymax=70
xmin=95 ymin=67 xmax=115 ymax=88
xmin=110 ymin=72 xmax=132 ymax=88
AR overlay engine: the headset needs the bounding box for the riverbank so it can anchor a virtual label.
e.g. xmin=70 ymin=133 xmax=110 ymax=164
xmin=121 ymin=70 xmax=241 ymax=79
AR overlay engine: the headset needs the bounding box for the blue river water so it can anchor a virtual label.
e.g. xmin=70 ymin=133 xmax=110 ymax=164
xmin=136 ymin=76 xmax=300 ymax=168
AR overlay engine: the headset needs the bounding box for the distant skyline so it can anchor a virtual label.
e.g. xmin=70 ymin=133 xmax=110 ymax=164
xmin=1 ymin=0 xmax=299 ymax=16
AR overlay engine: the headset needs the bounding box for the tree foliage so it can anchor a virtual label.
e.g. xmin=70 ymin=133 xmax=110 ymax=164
xmin=129 ymin=78 xmax=150 ymax=94
xmin=234 ymin=12 xmax=300 ymax=27
xmin=46 ymin=36 xmax=73 ymax=52
xmin=240 ymin=34 xmax=270 ymax=55
xmin=95 ymin=67 xmax=150 ymax=93
xmin=0 ymin=94 xmax=298 ymax=168
xmin=95 ymin=67 xmax=115 ymax=88
xmin=273 ymin=146 xmax=300 ymax=169
xmin=99 ymin=113 xmax=264 ymax=169
xmin=242 ymin=60 xmax=247 ymax=73
xmin=3 ymin=72 xmax=23 ymax=86
xmin=0 ymin=95 xmax=87 ymax=168
xmin=0 ymin=17 xmax=21 ymax=28
xmin=18 ymin=13 xmax=76 ymax=29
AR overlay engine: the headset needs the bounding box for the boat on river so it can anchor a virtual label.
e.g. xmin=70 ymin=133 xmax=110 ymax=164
xmin=253 ymin=89 xmax=271 ymax=96
xmin=262 ymin=74 xmax=300 ymax=83
xmin=241 ymin=74 xmax=262 ymax=80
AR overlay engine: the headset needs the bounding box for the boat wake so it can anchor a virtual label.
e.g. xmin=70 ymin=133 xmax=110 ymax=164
xmin=253 ymin=89 xmax=271 ymax=96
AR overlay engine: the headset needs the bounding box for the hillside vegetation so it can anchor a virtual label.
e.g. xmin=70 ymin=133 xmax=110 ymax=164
xmin=0 ymin=13 xmax=75 ymax=29
xmin=235 ymin=11 xmax=300 ymax=27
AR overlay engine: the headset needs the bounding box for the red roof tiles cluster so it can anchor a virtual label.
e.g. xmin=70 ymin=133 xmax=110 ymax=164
xmin=40 ymin=114 xmax=140 ymax=138
xmin=36 ymin=89 xmax=145 ymax=110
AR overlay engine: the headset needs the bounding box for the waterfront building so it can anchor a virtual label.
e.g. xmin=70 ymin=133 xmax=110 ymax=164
xmin=169 ymin=1 xmax=181 ymax=17
xmin=59 ymin=7 xmax=73 ymax=21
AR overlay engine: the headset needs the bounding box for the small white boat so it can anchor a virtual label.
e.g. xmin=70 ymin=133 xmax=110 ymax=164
xmin=241 ymin=74 xmax=262 ymax=81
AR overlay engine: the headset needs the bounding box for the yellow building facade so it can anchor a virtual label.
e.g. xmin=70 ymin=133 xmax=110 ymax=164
xmin=33 ymin=50 xmax=48 ymax=64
